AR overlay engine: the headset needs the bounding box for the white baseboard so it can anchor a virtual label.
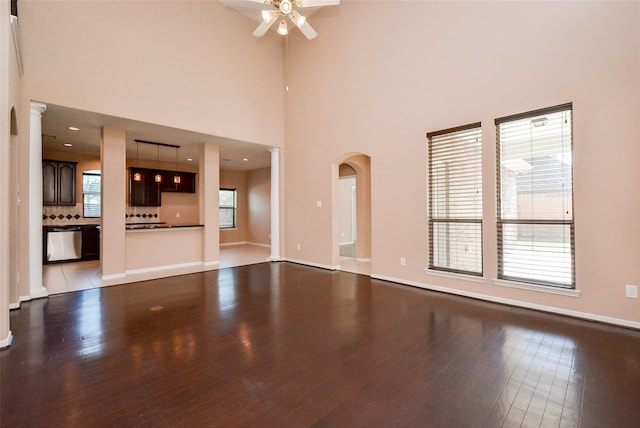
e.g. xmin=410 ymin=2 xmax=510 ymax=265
xmin=202 ymin=260 xmax=220 ymax=268
xmin=0 ymin=330 xmax=13 ymax=349
xmin=220 ymin=241 xmax=270 ymax=248
xmin=126 ymin=261 xmax=203 ymax=276
xmin=19 ymin=295 xmax=31 ymax=303
xmin=356 ymin=258 xmax=372 ymax=263
xmin=101 ymin=272 xmax=126 ymax=281
xmin=220 ymin=241 xmax=247 ymax=247
xmin=247 ymin=242 xmax=271 ymax=248
xmin=9 ymin=302 xmax=20 ymax=310
xmin=284 ymin=258 xmax=339 ymax=271
xmin=371 ymin=274 xmax=640 ymax=330
xmin=31 ymin=287 xmax=49 ymax=299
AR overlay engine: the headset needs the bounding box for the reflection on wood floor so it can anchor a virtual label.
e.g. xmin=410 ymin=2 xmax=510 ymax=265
xmin=43 ymin=243 xmax=270 ymax=295
xmin=5 ymin=262 xmax=640 ymax=426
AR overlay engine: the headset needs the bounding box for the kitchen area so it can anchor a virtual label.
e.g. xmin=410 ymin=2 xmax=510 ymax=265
xmin=41 ymin=104 xmax=274 ymax=295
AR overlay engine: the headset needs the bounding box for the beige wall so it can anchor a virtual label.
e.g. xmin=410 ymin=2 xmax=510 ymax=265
xmin=220 ymin=168 xmax=271 ymax=245
xmin=7 ymin=14 xmax=23 ymax=312
xmin=1 ymin=3 xmax=13 ymax=345
xmin=247 ymin=167 xmax=271 ymax=245
xmin=284 ymin=1 xmax=640 ymax=325
xmin=19 ymin=1 xmax=284 ymax=147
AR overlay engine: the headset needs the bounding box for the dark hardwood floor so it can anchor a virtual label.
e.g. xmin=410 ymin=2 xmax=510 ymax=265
xmin=2 ymin=262 xmax=640 ymax=427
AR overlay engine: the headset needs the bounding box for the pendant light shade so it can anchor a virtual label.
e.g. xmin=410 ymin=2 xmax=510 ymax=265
xmin=277 ymin=20 xmax=288 ymax=36
xmin=154 ymin=145 xmax=162 ymax=183
xmin=173 ymin=147 xmax=181 ymax=184
xmin=133 ymin=141 xmax=142 ymax=181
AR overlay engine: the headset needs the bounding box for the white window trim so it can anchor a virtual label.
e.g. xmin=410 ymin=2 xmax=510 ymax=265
xmin=493 ymin=278 xmax=580 ymax=297
xmin=425 ymin=268 xmax=487 ymax=284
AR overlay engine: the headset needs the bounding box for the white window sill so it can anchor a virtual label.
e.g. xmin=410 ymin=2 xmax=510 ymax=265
xmin=425 ymin=268 xmax=486 ymax=284
xmin=493 ymin=279 xmax=580 ymax=297
xmin=220 ymin=228 xmax=238 ymax=231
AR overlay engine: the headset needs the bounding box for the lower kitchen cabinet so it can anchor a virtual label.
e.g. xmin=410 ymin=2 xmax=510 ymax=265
xmin=81 ymin=224 xmax=100 ymax=261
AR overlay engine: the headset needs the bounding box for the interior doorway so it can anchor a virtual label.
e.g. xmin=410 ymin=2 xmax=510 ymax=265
xmin=338 ymin=166 xmax=357 ymax=258
xmin=333 ymin=154 xmax=371 ymax=275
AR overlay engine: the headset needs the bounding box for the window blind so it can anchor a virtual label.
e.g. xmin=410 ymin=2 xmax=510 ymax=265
xmin=82 ymin=173 xmax=101 ymax=218
xmin=427 ymin=123 xmax=483 ymax=275
xmin=219 ymin=189 xmax=237 ymax=229
xmin=496 ymin=103 xmax=574 ymax=288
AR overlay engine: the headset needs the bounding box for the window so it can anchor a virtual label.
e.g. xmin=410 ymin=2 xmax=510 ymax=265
xmin=427 ymin=123 xmax=483 ymax=276
xmin=219 ymin=189 xmax=237 ymax=229
xmin=82 ymin=170 xmax=101 ymax=218
xmin=496 ymin=103 xmax=574 ymax=288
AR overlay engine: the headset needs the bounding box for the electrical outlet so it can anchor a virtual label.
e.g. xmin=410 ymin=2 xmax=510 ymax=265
xmin=625 ymin=285 xmax=638 ymax=299
xmin=400 ymin=257 xmax=406 ymax=266
xmin=176 ymin=212 xmax=180 ymax=218
xmin=316 ymin=200 xmax=322 ymax=208
xmin=296 ymin=244 xmax=301 ymax=251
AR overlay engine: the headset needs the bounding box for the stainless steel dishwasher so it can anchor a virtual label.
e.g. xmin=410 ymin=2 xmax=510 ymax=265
xmin=47 ymin=227 xmax=82 ymax=262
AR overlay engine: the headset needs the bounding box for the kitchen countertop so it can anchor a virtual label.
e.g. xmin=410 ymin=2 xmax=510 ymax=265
xmin=125 ymin=223 xmax=204 ymax=230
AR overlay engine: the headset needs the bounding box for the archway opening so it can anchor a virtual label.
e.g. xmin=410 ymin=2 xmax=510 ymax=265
xmin=333 ymin=154 xmax=371 ymax=275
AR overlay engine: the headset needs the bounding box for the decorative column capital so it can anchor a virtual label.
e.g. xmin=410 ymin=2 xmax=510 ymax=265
xmin=268 ymin=147 xmax=280 ymax=155
xmin=30 ymin=102 xmax=47 ymax=116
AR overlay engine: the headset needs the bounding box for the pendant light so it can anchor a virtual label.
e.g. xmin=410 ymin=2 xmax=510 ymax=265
xmin=133 ymin=141 xmax=142 ymax=182
xmin=154 ymin=145 xmax=162 ymax=183
xmin=173 ymin=146 xmax=181 ymax=185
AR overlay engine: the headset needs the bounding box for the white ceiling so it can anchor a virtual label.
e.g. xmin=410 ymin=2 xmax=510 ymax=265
xmin=219 ymin=0 xmax=321 ymax=31
xmin=41 ymin=104 xmax=272 ymax=171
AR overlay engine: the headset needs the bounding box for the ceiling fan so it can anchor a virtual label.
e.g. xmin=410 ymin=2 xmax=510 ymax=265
xmin=246 ymin=0 xmax=340 ymax=40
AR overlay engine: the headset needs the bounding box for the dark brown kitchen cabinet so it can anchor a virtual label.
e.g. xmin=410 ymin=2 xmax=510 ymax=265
xmin=160 ymin=171 xmax=196 ymax=193
xmin=129 ymin=168 xmax=161 ymax=206
xmin=43 ymin=160 xmax=76 ymax=206
xmin=81 ymin=224 xmax=100 ymax=261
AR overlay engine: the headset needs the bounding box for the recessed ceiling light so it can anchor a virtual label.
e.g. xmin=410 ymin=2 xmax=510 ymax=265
xmin=243 ymin=158 xmax=249 ymax=162
xmin=67 ymin=126 xmax=80 ymax=131
xmin=186 ymin=158 xmax=193 ymax=162
xmin=63 ymin=143 xmax=73 ymax=147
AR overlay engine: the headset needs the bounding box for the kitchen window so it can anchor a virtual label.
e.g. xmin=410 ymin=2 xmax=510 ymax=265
xmin=496 ymin=103 xmax=575 ymax=288
xmin=427 ymin=122 xmax=483 ymax=276
xmin=219 ymin=189 xmax=237 ymax=229
xmin=82 ymin=170 xmax=101 ymax=218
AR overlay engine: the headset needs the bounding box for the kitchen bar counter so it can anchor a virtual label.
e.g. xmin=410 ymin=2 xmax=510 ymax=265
xmin=124 ymin=224 xmax=204 ymax=272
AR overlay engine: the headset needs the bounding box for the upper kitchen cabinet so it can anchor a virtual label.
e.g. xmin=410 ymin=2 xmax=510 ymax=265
xmin=43 ymin=160 xmax=77 ymax=206
xmin=160 ymin=171 xmax=196 ymax=193
xmin=129 ymin=168 xmax=161 ymax=206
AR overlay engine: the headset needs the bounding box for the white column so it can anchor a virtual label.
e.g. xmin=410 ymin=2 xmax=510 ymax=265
xmin=268 ymin=147 xmax=280 ymax=261
xmin=28 ymin=102 xmax=47 ymax=298
xmin=200 ymin=143 xmax=220 ymax=266
xmin=100 ymin=127 xmax=127 ymax=278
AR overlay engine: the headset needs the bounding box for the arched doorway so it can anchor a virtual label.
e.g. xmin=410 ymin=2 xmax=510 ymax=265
xmin=333 ymin=154 xmax=371 ymax=275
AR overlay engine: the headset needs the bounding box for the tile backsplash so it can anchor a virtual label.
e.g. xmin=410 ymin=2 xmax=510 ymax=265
xmin=43 ymin=205 xmax=160 ymax=225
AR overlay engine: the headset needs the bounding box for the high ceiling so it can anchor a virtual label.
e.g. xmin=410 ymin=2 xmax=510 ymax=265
xmin=41 ymin=104 xmax=272 ymax=171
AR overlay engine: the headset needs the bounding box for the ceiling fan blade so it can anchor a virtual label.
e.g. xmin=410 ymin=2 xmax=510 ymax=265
xmin=298 ymin=21 xmax=318 ymax=40
xmin=298 ymin=0 xmax=340 ymax=7
xmin=252 ymin=13 xmax=277 ymax=37
xmin=243 ymin=0 xmax=273 ymax=4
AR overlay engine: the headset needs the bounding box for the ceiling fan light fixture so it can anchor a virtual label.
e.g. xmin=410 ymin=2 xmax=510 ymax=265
xmin=277 ymin=19 xmax=288 ymax=35
xmin=261 ymin=9 xmax=276 ymax=23
xmin=279 ymin=0 xmax=293 ymax=15
xmin=290 ymin=10 xmax=306 ymax=28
